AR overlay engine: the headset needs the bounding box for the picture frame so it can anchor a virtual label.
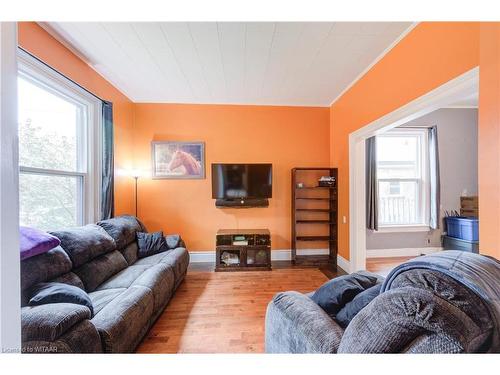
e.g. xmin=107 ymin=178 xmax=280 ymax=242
xmin=151 ymin=141 xmax=205 ymax=179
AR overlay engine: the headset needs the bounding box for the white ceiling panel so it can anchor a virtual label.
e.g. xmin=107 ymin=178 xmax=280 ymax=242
xmin=48 ymin=22 xmax=413 ymax=106
xmin=244 ymin=23 xmax=275 ymax=103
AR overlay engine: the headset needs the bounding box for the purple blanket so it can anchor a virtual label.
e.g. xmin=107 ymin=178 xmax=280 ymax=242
xmin=20 ymin=226 xmax=61 ymax=260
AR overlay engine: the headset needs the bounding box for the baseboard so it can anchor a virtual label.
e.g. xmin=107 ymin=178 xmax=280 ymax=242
xmin=273 ymin=248 xmax=330 ymax=259
xmin=189 ymin=249 xmax=351 ymax=273
xmin=336 ymin=255 xmax=350 ymax=274
xmin=189 ymin=251 xmax=217 ymax=263
xmin=366 ymin=247 xmax=442 ymax=258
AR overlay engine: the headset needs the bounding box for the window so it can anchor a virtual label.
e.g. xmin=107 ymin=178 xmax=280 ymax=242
xmin=376 ymin=128 xmax=429 ymax=227
xmin=18 ymin=51 xmax=101 ymax=231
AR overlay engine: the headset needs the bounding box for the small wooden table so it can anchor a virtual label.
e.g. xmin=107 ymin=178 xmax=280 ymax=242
xmin=215 ymin=229 xmax=271 ymax=272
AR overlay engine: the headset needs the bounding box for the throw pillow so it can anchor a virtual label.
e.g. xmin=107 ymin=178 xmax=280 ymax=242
xmin=29 ymin=282 xmax=94 ymax=316
xmin=165 ymin=234 xmax=181 ymax=249
xmin=137 ymin=231 xmax=168 ymax=258
xmin=335 ymin=283 xmax=382 ymax=327
xmin=20 ymin=226 xmax=61 ymax=260
xmin=311 ymin=272 xmax=378 ymax=317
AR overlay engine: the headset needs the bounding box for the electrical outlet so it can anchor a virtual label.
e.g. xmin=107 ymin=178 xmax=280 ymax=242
xmin=342 ymin=216 xmax=347 ymax=224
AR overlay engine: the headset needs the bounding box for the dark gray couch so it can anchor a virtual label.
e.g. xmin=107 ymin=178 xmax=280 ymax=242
xmin=266 ymin=252 xmax=499 ymax=353
xmin=21 ymin=215 xmax=189 ymax=353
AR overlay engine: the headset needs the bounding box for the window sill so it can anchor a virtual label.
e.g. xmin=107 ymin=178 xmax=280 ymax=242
xmin=374 ymin=225 xmax=431 ymax=233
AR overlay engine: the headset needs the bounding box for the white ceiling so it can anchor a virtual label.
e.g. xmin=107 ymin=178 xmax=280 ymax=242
xmin=47 ymin=22 xmax=413 ymax=107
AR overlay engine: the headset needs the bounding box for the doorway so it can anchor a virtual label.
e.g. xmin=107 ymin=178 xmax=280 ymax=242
xmin=348 ymin=67 xmax=479 ymax=273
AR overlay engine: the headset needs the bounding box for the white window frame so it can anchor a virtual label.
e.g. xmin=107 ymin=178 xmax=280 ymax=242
xmin=17 ymin=49 xmax=102 ymax=226
xmin=376 ymin=128 xmax=430 ymax=232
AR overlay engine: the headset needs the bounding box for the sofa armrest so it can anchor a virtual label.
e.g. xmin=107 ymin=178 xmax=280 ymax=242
xmin=22 ymin=303 xmax=92 ymax=342
xmin=265 ymin=291 xmax=344 ymax=353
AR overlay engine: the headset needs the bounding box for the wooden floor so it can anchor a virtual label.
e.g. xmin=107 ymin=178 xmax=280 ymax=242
xmin=136 ymin=266 xmax=332 ymax=353
xmin=366 ymin=256 xmax=414 ymax=277
xmin=136 ymin=257 xmax=412 ymax=353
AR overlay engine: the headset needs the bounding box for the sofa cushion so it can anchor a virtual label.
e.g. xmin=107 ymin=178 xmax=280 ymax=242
xmin=158 ymin=248 xmax=190 ymax=285
xmin=338 ymin=286 xmax=489 ymax=353
xmin=74 ymin=250 xmax=128 ymax=292
xmin=51 ymin=225 xmax=116 ymax=268
xmin=133 ymin=251 xmax=171 ymax=266
xmin=389 ymin=269 xmax=493 ymax=331
xmin=97 ymin=215 xmax=143 ymax=249
xmin=133 ymin=247 xmax=189 ymax=286
xmin=137 ymin=231 xmax=168 ymax=258
xmin=52 ymin=272 xmax=85 ymax=290
xmin=28 ymin=282 xmax=94 ymax=316
xmin=51 ymin=319 xmax=102 ymax=353
xmin=96 ymin=264 xmax=151 ymax=290
xmin=335 ymin=283 xmax=382 ymax=328
xmin=121 ymin=241 xmax=139 ymax=265
xmin=22 ymin=319 xmax=102 ymax=354
xmin=21 ymin=246 xmax=72 ymax=292
xmin=91 ymin=285 xmax=154 ymax=353
xmin=131 ymin=263 xmax=175 ymax=313
xmin=22 ymin=303 xmax=92 ymax=342
xmin=311 ymin=272 xmax=378 ymax=317
xmin=88 ymin=288 xmax=126 ymax=315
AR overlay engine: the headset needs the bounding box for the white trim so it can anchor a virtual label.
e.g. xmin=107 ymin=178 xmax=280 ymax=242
xmin=375 ymin=225 xmax=431 ymax=233
xmin=189 ymin=251 xmax=217 ymax=263
xmin=19 ymin=166 xmax=86 ymax=177
xmin=37 ymin=22 xmax=96 ymax=66
xmin=349 ymin=67 xmax=479 ymax=273
xmin=366 ymin=247 xmax=442 ymax=258
xmin=189 ymin=249 xmax=351 ymax=273
xmin=442 ymin=105 xmax=479 ymax=109
xmin=329 ymin=22 xmax=419 ymax=107
xmin=17 ymin=49 xmax=103 ymax=226
xmin=0 ymin=21 xmax=21 ymax=353
xmin=336 ymin=255 xmax=351 ymax=274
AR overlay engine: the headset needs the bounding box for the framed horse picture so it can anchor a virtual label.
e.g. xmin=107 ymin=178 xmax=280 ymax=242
xmin=151 ymin=141 xmax=205 ymax=179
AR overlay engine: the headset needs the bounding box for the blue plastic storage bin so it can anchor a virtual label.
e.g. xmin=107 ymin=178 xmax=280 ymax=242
xmin=445 ymin=217 xmax=479 ymax=242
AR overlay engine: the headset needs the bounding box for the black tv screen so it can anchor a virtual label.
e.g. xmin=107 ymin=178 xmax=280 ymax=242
xmin=211 ymin=164 xmax=272 ymax=199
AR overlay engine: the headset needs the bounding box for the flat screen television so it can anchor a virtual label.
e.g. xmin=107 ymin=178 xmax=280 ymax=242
xmin=211 ymin=163 xmax=272 ymax=200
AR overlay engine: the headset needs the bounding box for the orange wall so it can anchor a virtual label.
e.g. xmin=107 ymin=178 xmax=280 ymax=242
xmin=17 ymin=22 xmax=136 ymax=215
xmin=133 ymin=104 xmax=330 ymax=251
xmin=478 ymin=23 xmax=500 ymax=257
xmin=330 ymin=22 xmax=500 ymax=260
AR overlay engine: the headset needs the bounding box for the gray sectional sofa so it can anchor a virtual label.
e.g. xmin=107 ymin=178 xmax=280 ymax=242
xmin=21 ymin=215 xmax=189 ymax=353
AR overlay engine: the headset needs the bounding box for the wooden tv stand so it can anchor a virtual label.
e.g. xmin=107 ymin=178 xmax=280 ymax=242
xmin=215 ymin=229 xmax=271 ymax=272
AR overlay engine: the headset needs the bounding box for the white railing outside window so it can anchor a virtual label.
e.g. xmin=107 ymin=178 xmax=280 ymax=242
xmin=376 ymin=128 xmax=429 ymax=228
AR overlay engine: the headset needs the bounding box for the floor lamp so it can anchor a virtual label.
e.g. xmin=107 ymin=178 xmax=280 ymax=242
xmin=131 ymin=170 xmax=140 ymax=217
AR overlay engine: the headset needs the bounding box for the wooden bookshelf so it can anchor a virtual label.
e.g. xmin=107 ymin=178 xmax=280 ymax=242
xmin=291 ymin=167 xmax=338 ymax=268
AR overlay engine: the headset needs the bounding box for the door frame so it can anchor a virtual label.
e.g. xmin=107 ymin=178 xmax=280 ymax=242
xmin=0 ymin=22 xmax=21 ymax=352
xmin=348 ymin=67 xmax=479 ymax=272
